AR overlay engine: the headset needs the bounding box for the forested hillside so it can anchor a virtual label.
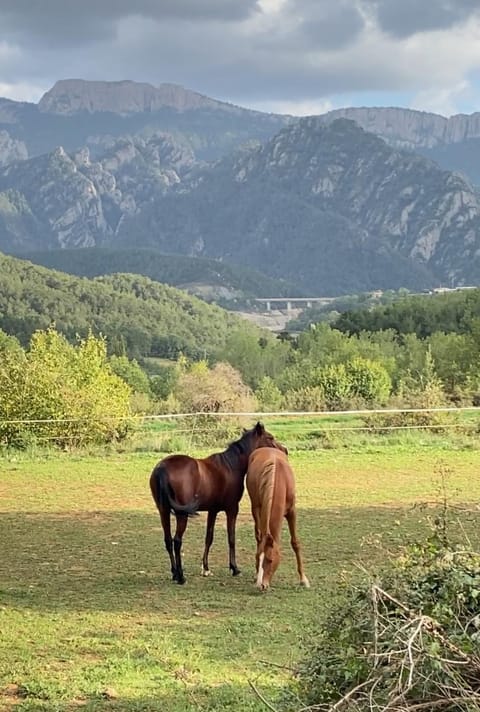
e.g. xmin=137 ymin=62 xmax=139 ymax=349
xmin=334 ymin=288 xmax=480 ymax=338
xmin=16 ymin=247 xmax=300 ymax=301
xmin=0 ymin=252 xmax=264 ymax=359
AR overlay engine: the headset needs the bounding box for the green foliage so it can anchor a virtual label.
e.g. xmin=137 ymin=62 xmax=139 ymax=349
xmin=220 ymin=328 xmax=290 ymax=389
xmin=281 ymin=357 xmax=391 ymax=411
xmin=149 ymin=364 xmax=179 ymax=400
xmin=347 ymin=357 xmax=392 ymax=405
xmin=23 ymin=247 xmax=298 ymax=301
xmin=335 ymin=288 xmax=480 ymax=338
xmin=110 ymin=355 xmax=151 ymax=395
xmin=294 ymin=510 xmax=480 ymax=710
xmin=314 ymin=362 xmax=352 ymax=410
xmin=0 ymin=253 xmax=263 ymax=363
xmin=255 ymin=376 xmax=284 ymax=411
xmin=283 ymin=386 xmax=326 ymax=412
xmin=0 ymin=328 xmax=132 ymax=447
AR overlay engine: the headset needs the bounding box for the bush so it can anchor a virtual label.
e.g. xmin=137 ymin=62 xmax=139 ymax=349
xmin=284 ymin=386 xmax=326 ymax=412
xmin=293 ymin=513 xmax=480 ymax=711
xmin=172 ymin=360 xmax=257 ymax=445
xmin=0 ymin=328 xmax=133 ymax=447
xmin=255 ymin=376 xmax=284 ymax=411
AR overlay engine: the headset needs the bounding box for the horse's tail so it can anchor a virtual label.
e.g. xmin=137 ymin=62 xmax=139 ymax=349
xmin=259 ymin=458 xmax=276 ymax=547
xmin=150 ymin=463 xmax=200 ymax=516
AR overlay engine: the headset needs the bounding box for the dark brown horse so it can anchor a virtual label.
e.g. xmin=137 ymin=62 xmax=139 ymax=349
xmin=149 ymin=421 xmax=286 ymax=584
xmin=247 ymin=447 xmax=309 ymax=591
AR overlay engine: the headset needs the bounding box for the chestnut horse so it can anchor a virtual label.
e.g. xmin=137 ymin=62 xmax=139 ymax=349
xmin=246 ymin=447 xmax=309 ymax=591
xmin=149 ymin=422 xmax=286 ymax=584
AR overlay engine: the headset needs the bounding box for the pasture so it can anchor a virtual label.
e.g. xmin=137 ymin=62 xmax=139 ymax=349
xmin=1 ymin=433 xmax=480 ymax=711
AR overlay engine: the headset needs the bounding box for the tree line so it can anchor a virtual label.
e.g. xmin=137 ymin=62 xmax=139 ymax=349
xmin=1 ymin=257 xmax=479 ymax=448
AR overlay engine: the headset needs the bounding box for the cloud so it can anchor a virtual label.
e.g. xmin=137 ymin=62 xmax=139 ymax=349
xmin=1 ymin=0 xmax=480 ymax=116
xmin=0 ymin=0 xmax=260 ymax=46
xmin=363 ymin=0 xmax=480 ymax=39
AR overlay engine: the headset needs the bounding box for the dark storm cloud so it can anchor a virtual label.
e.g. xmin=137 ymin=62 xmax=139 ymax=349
xmin=1 ymin=0 xmax=480 ymax=110
xmin=292 ymin=0 xmax=365 ymax=50
xmin=0 ymin=0 xmax=260 ymax=46
xmin=363 ymin=0 xmax=480 ymax=38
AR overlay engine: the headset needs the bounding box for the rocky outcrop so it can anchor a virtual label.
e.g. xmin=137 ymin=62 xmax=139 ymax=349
xmin=116 ymin=118 xmax=480 ymax=293
xmin=38 ymin=79 xmax=244 ymax=115
xmin=320 ymin=106 xmax=480 ymax=149
xmin=0 ymin=131 xmax=195 ymax=250
xmin=0 ymin=130 xmax=28 ymax=166
xmin=2 ymin=111 xmax=480 ymax=293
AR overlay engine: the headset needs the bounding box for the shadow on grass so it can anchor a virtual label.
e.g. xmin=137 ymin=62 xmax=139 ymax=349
xmin=1 ymin=681 xmax=278 ymax=712
xmin=0 ymin=505 xmax=461 ymax=615
xmin=3 ymin=507 xmax=480 ymax=712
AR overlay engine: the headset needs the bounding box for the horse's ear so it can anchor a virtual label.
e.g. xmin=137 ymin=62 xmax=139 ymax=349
xmin=254 ymin=421 xmax=264 ymax=435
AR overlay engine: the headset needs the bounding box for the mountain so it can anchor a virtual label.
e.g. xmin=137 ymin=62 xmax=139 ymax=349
xmin=114 ymin=118 xmax=480 ymax=293
xmin=320 ymin=107 xmax=480 ymax=185
xmin=0 ymin=133 xmax=196 ymax=251
xmin=0 ymin=79 xmax=289 ymax=161
xmin=2 ymin=118 xmax=480 ymax=295
xmin=0 ymin=252 xmax=265 ymax=360
xmin=0 ymin=130 xmax=28 ymax=166
xmin=38 ymin=79 xmax=249 ymax=115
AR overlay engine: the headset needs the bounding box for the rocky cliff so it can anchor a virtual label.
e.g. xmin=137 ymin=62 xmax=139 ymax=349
xmin=0 ymin=132 xmax=194 ymax=250
xmin=321 ymin=106 xmax=480 ymax=150
xmin=0 ymin=80 xmax=289 ymax=162
xmin=2 ymin=89 xmax=480 ymax=294
xmin=38 ymin=79 xmax=244 ymax=115
xmin=0 ymin=130 xmax=28 ymax=166
xmin=116 ymin=118 xmax=480 ymax=293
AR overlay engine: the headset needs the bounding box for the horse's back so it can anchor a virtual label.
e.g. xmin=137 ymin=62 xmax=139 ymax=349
xmin=247 ymin=448 xmax=293 ymax=506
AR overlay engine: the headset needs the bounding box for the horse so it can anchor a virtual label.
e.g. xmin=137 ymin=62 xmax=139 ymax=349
xmin=149 ymin=421 xmax=287 ymax=584
xmin=246 ymin=447 xmax=310 ymax=591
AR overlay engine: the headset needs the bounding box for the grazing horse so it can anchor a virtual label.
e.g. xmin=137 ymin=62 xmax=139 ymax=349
xmin=149 ymin=422 xmax=286 ymax=584
xmin=246 ymin=447 xmax=310 ymax=591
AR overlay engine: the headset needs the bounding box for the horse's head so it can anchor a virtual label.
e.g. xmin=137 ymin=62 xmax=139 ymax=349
xmin=246 ymin=421 xmax=288 ymax=456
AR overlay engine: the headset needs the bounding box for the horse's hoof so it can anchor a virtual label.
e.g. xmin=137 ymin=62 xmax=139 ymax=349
xmin=176 ymin=576 xmax=186 ymax=585
xmin=231 ymin=567 xmax=241 ymax=577
xmin=201 ymin=566 xmax=213 ymax=577
xmin=300 ymin=577 xmax=311 ymax=588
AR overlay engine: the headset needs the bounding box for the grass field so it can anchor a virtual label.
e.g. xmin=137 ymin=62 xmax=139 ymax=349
xmin=2 ymin=432 xmax=480 ymax=711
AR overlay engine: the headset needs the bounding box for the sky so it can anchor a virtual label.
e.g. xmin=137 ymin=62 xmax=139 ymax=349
xmin=1 ymin=0 xmax=480 ymax=117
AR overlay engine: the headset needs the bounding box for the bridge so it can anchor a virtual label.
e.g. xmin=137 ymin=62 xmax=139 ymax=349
xmin=255 ymin=297 xmax=336 ymax=312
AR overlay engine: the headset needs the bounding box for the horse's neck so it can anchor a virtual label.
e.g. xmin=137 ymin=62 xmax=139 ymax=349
xmin=214 ymin=448 xmax=249 ymax=477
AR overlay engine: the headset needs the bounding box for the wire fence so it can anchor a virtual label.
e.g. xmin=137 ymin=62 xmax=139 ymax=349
xmin=0 ymin=406 xmax=479 ymax=448
xmin=1 ymin=405 xmax=479 ymax=425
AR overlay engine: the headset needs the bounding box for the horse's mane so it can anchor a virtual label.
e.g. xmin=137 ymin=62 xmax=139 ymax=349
xmin=218 ymin=429 xmax=254 ymax=471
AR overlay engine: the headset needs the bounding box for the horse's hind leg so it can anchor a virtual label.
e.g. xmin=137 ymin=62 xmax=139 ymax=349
xmin=226 ymin=506 xmax=241 ymax=576
xmin=201 ymin=510 xmax=217 ymax=576
xmin=252 ymin=507 xmax=262 ymax=582
xmin=173 ymin=514 xmax=188 ymax=585
xmin=286 ymin=507 xmax=310 ymax=588
xmin=159 ymin=507 xmax=176 ymax=581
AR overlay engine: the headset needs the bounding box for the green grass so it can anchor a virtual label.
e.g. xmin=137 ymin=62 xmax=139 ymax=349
xmin=2 ymin=441 xmax=480 ymax=710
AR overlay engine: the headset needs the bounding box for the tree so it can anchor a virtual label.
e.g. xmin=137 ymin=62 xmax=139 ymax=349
xmin=0 ymin=328 xmax=132 ymax=447
xmin=347 ymin=357 xmax=392 ymax=405
xmin=110 ymin=355 xmax=151 ymax=395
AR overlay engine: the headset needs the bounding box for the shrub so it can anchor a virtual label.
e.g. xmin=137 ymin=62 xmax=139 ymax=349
xmin=293 ymin=515 xmax=480 ymax=711
xmin=347 ymin=357 xmax=392 ymax=406
xmin=255 ymin=376 xmax=284 ymax=412
xmin=283 ymin=386 xmax=326 ymax=412
xmin=0 ymin=328 xmax=132 ymax=447
xmin=172 ymin=360 xmax=257 ymax=445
